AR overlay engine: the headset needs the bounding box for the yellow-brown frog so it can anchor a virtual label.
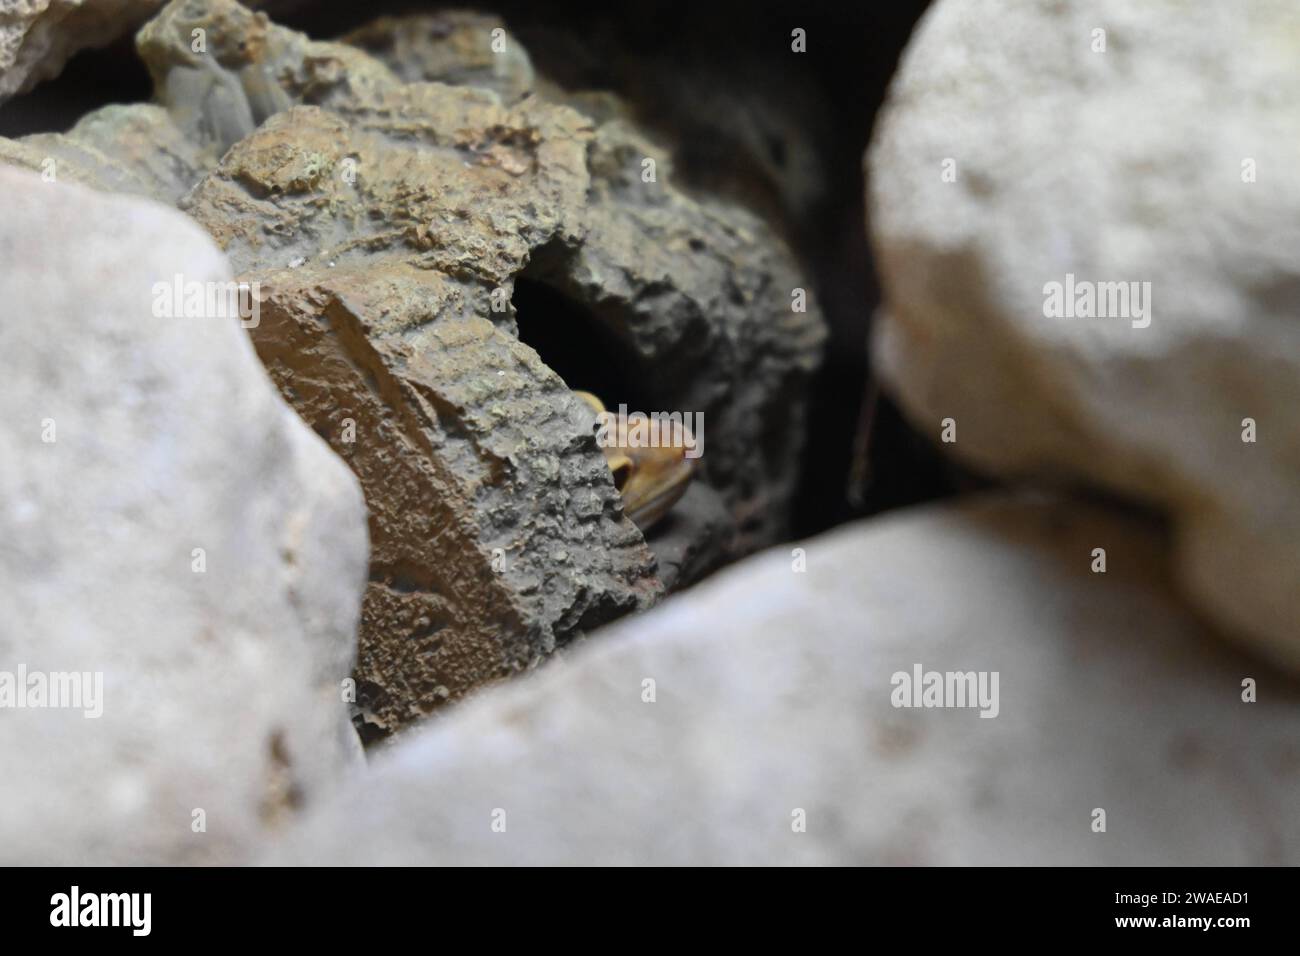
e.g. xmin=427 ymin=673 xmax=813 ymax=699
xmin=575 ymin=391 xmax=697 ymax=531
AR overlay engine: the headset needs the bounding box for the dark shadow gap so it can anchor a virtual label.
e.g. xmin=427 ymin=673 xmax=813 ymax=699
xmin=0 ymin=37 xmax=151 ymax=137
xmin=511 ymin=275 xmax=665 ymax=417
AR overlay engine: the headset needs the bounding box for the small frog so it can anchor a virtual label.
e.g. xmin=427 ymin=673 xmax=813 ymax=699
xmin=575 ymin=391 xmax=697 ymax=531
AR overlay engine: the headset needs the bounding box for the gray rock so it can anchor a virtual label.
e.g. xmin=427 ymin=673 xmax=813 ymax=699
xmin=266 ymin=494 xmax=1300 ymax=865
xmin=0 ymin=0 xmax=301 ymax=102
xmin=135 ymin=0 xmax=401 ymax=158
xmin=0 ymin=0 xmax=163 ymax=101
xmin=136 ymin=0 xmax=824 ymax=733
xmin=867 ymin=0 xmax=1300 ymax=668
xmin=0 ymin=103 xmax=208 ymax=202
xmin=0 ymin=165 xmax=369 ymax=864
xmin=341 ymin=11 xmax=536 ymax=104
xmin=0 ymin=0 xmax=825 ymax=735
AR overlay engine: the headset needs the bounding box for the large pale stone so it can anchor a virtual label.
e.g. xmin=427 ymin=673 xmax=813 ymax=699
xmin=867 ymin=0 xmax=1300 ymax=667
xmin=267 ymin=494 xmax=1300 ymax=865
xmin=0 ymin=166 xmax=369 ymax=864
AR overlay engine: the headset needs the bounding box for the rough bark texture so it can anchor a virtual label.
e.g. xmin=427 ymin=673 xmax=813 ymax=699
xmin=175 ymin=93 xmax=664 ymax=734
xmin=2 ymin=0 xmax=826 ymax=735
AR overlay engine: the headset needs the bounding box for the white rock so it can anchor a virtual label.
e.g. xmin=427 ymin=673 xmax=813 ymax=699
xmin=0 ymin=166 xmax=368 ymax=864
xmin=267 ymin=495 xmax=1299 ymax=865
xmin=867 ymin=0 xmax=1300 ymax=667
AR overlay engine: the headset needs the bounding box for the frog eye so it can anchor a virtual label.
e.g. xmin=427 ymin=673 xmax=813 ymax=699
xmin=611 ymin=459 xmax=632 ymax=492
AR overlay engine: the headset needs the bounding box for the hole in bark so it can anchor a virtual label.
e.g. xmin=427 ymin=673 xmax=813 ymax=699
xmin=511 ymin=276 xmax=665 ymax=416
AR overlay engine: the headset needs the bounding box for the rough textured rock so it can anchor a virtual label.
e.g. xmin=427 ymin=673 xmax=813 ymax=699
xmin=342 ymin=11 xmax=535 ymax=104
xmin=174 ymin=87 xmax=663 ymax=734
xmin=136 ymin=0 xmax=400 ymax=158
xmin=266 ymin=494 xmax=1300 ymax=866
xmin=0 ymin=0 xmax=161 ymax=101
xmin=0 ymin=0 xmax=825 ymax=733
xmin=0 ymin=165 xmax=369 ymax=864
xmin=0 ymin=102 xmax=206 ymax=201
xmin=109 ymin=0 xmax=824 ymax=733
xmin=867 ymin=0 xmax=1300 ymax=668
xmin=0 ymin=0 xmax=338 ymax=200
xmin=0 ymin=0 xmax=301 ymax=102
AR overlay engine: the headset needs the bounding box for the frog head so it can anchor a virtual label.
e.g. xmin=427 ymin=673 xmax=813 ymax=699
xmin=574 ymin=390 xmax=697 ymax=531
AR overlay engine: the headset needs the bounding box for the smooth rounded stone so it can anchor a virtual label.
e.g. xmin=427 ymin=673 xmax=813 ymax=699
xmin=867 ymin=0 xmax=1300 ymax=668
xmin=265 ymin=494 xmax=1300 ymax=865
xmin=0 ymin=166 xmax=369 ymax=864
